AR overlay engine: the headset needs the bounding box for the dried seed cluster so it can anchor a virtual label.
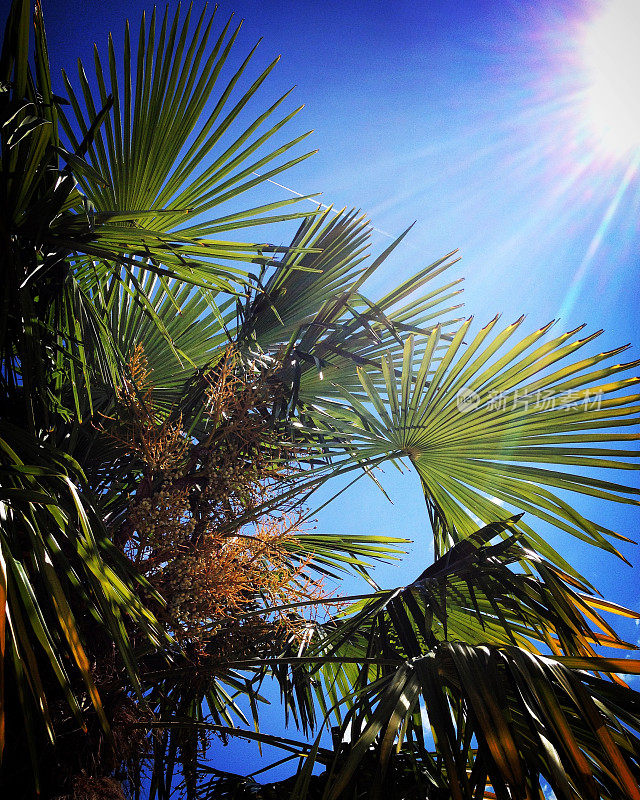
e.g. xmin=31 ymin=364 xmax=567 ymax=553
xmin=111 ymin=345 xmax=329 ymax=650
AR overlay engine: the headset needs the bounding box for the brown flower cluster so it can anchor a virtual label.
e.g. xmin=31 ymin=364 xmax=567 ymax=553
xmin=112 ymin=345 xmax=328 ymax=649
xmin=70 ymin=775 xmax=127 ymax=800
xmin=112 ymin=343 xmax=189 ymax=474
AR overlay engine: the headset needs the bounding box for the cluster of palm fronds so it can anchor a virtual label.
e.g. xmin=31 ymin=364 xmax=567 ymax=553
xmin=1 ymin=1 xmax=639 ymax=798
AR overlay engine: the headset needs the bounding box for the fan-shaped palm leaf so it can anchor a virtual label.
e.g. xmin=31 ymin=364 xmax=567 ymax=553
xmin=309 ymin=318 xmax=638 ymax=572
xmin=234 ymin=209 xmax=463 ymax=409
xmin=2 ymin=0 xmax=318 ymax=427
xmin=57 ymin=2 xmax=316 ymax=238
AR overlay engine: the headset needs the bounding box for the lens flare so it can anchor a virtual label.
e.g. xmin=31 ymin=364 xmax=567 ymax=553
xmin=582 ymin=0 xmax=640 ymax=157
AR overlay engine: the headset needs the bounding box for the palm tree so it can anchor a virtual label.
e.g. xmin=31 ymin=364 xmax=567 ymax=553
xmin=1 ymin=1 xmax=639 ymax=798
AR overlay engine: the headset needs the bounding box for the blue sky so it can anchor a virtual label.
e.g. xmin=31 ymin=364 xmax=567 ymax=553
xmin=40 ymin=0 xmax=640 ymax=782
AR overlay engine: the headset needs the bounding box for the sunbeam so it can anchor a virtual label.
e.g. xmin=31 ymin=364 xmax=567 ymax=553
xmin=558 ymin=148 xmax=640 ymax=319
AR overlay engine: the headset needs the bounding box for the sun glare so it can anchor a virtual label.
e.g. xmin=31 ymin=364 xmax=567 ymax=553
xmin=582 ymin=0 xmax=640 ymax=157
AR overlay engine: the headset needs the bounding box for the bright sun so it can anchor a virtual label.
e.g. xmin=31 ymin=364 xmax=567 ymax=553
xmin=582 ymin=0 xmax=640 ymax=157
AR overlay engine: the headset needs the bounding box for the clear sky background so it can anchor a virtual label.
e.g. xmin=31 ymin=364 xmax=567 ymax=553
xmin=37 ymin=0 xmax=640 ymax=783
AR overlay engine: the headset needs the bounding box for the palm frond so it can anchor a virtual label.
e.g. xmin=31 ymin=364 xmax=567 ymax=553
xmin=308 ymin=319 xmax=638 ymax=569
xmin=57 ymin=3 xmax=316 ymax=237
xmin=275 ymin=518 xmax=640 ymax=800
xmin=0 ymin=422 xmax=167 ymax=781
xmin=234 ymin=209 xmax=463 ymax=411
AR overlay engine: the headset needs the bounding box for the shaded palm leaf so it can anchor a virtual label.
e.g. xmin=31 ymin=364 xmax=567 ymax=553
xmin=268 ymin=519 xmax=640 ymax=800
xmin=318 ymin=643 xmax=640 ymax=800
xmin=0 ymin=422 xmax=167 ymax=777
xmin=235 ymin=209 xmax=463 ymax=411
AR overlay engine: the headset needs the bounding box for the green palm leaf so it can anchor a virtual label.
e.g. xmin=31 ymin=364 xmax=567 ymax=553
xmin=58 ymin=3 xmax=316 ymax=237
xmin=235 ymin=209 xmax=463 ymax=409
xmin=310 ymin=318 xmax=638 ymax=569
